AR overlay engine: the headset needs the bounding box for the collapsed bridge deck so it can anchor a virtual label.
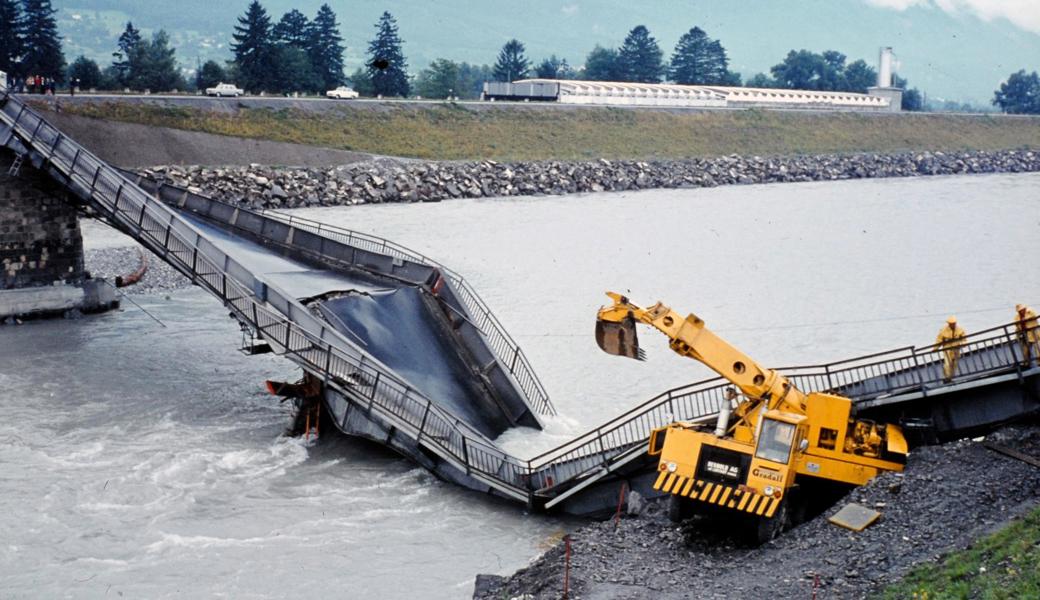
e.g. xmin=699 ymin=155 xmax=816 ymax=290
xmin=2 ymin=86 xmax=1037 ymax=516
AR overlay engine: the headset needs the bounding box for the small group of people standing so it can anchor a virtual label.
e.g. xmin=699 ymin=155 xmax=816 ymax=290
xmin=935 ymin=304 xmax=1038 ymax=382
xmin=15 ymin=75 xmax=57 ymax=95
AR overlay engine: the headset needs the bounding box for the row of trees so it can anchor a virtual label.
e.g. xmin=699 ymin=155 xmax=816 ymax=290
xmin=58 ymin=2 xmax=410 ymax=97
xmin=479 ymin=27 xmax=930 ymax=110
xmin=0 ymin=0 xmax=65 ymax=82
xmin=230 ymin=1 xmax=345 ymax=94
xmin=489 ymin=25 xmax=739 ymax=85
xmin=228 ymin=2 xmax=410 ymax=97
xmin=747 ymin=49 xmax=923 ymax=111
xmin=64 ymin=22 xmax=185 ymax=92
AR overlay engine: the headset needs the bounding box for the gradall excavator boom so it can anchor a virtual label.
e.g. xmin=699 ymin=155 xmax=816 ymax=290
xmin=596 ymin=292 xmax=908 ymax=540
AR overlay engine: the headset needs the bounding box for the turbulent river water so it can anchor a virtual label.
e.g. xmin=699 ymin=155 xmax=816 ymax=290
xmin=2 ymin=173 xmax=1038 ymax=598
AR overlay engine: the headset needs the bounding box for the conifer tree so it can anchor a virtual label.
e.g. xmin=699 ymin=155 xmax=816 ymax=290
xmin=492 ymin=39 xmax=529 ymax=82
xmin=669 ymin=27 xmax=712 ymax=85
xmin=111 ymin=21 xmax=141 ymax=85
xmin=273 ymin=9 xmax=309 ymax=48
xmin=306 ymin=3 xmax=344 ymax=91
xmin=366 ymin=11 xmax=408 ymax=97
xmin=0 ymin=0 xmax=22 ymax=76
xmin=232 ymin=0 xmax=273 ymax=92
xmin=127 ymin=30 xmax=184 ymax=92
xmin=616 ymin=25 xmax=662 ymax=83
xmin=20 ymin=0 xmax=64 ymax=81
xmin=705 ymin=40 xmax=740 ymax=85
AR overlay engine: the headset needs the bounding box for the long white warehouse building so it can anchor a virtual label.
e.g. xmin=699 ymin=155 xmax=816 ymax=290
xmin=483 ymin=78 xmax=899 ymax=112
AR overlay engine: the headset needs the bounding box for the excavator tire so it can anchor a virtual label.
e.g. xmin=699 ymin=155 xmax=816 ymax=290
xmin=667 ymin=494 xmax=695 ymax=523
xmin=752 ymin=499 xmax=788 ymax=545
xmin=787 ymin=489 xmax=809 ymax=527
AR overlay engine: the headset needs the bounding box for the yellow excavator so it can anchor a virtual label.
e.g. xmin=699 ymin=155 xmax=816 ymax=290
xmin=596 ymin=292 xmax=908 ymax=541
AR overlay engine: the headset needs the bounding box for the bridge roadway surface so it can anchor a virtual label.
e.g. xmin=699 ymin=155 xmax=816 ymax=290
xmin=3 ymin=86 xmax=1038 ymax=516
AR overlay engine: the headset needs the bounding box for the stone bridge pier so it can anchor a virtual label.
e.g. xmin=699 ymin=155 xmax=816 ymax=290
xmin=0 ymin=150 xmax=116 ymax=320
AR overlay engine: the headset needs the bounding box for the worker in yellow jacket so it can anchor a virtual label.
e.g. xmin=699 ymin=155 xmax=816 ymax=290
xmin=1014 ymin=304 xmax=1039 ymax=365
xmin=935 ymin=316 xmax=967 ymax=382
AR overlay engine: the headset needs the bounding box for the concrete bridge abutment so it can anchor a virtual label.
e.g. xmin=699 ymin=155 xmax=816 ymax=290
xmin=0 ymin=150 xmax=116 ymax=320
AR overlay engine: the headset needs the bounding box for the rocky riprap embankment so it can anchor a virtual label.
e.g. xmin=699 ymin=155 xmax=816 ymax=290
xmin=473 ymin=424 xmax=1040 ymax=600
xmin=141 ymin=149 xmax=1040 ymax=209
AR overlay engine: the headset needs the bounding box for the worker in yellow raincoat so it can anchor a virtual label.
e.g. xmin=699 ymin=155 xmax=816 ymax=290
xmin=935 ymin=316 xmax=966 ymax=382
xmin=1014 ymin=304 xmax=1039 ymax=365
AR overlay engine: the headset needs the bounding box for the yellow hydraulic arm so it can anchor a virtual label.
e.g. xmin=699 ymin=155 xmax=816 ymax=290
xmin=596 ymin=292 xmax=807 ymax=416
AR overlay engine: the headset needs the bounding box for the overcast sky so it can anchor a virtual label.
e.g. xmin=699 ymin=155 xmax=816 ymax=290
xmin=865 ymin=0 xmax=1040 ymax=34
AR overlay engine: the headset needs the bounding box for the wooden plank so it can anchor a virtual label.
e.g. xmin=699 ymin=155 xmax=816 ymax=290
xmin=983 ymin=441 xmax=1040 ymax=469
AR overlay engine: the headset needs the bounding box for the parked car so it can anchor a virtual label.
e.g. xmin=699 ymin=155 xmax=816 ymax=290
xmin=205 ymin=83 xmax=244 ymax=97
xmin=326 ymin=86 xmax=359 ymax=99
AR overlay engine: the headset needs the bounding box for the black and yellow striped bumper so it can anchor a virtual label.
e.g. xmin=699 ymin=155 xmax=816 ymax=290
xmin=653 ymin=472 xmax=781 ymax=518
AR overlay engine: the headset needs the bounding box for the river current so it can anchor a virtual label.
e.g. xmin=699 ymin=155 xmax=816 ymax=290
xmin=2 ymin=173 xmax=1038 ymax=598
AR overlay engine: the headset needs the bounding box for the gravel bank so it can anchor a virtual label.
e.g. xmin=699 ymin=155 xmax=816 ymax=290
xmin=140 ymin=149 xmax=1040 ymax=210
xmin=85 ymin=247 xmax=191 ymax=295
xmin=474 ymin=423 xmax=1040 ymax=600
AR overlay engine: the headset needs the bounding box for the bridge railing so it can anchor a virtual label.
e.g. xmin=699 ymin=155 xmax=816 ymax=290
xmin=256 ymin=210 xmax=555 ymax=416
xmin=783 ymin=321 xmax=1034 ymax=398
xmin=524 ymin=378 xmax=733 ymax=488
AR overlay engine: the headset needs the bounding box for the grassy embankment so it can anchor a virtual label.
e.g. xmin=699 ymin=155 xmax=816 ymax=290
xmin=882 ymin=504 xmax=1040 ymax=599
xmin=40 ymin=100 xmax=1040 ymax=161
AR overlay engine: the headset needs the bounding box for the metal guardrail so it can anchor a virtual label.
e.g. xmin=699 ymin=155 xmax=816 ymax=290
xmin=255 ymin=209 xmax=555 ymax=417
xmin=782 ymin=321 xmax=1035 ymax=398
xmin=4 ymin=87 xmax=1037 ymax=508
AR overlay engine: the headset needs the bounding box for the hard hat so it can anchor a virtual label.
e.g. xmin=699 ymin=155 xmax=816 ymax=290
xmin=946 ymin=316 xmax=957 ymax=324
xmin=1016 ymin=304 xmax=1025 ymax=312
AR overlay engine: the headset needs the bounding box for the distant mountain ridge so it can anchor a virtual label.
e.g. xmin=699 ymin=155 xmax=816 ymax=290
xmin=53 ymin=0 xmax=1040 ymax=104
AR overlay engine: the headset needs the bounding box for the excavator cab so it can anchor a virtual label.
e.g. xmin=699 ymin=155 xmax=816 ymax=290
xmin=755 ymin=417 xmax=799 ymax=464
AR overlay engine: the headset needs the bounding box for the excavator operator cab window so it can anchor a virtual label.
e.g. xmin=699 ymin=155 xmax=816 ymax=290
xmin=756 ymin=418 xmax=796 ymax=464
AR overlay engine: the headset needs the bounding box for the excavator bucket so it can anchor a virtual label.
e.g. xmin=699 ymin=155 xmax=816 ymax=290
xmin=595 ymin=315 xmax=646 ymax=360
